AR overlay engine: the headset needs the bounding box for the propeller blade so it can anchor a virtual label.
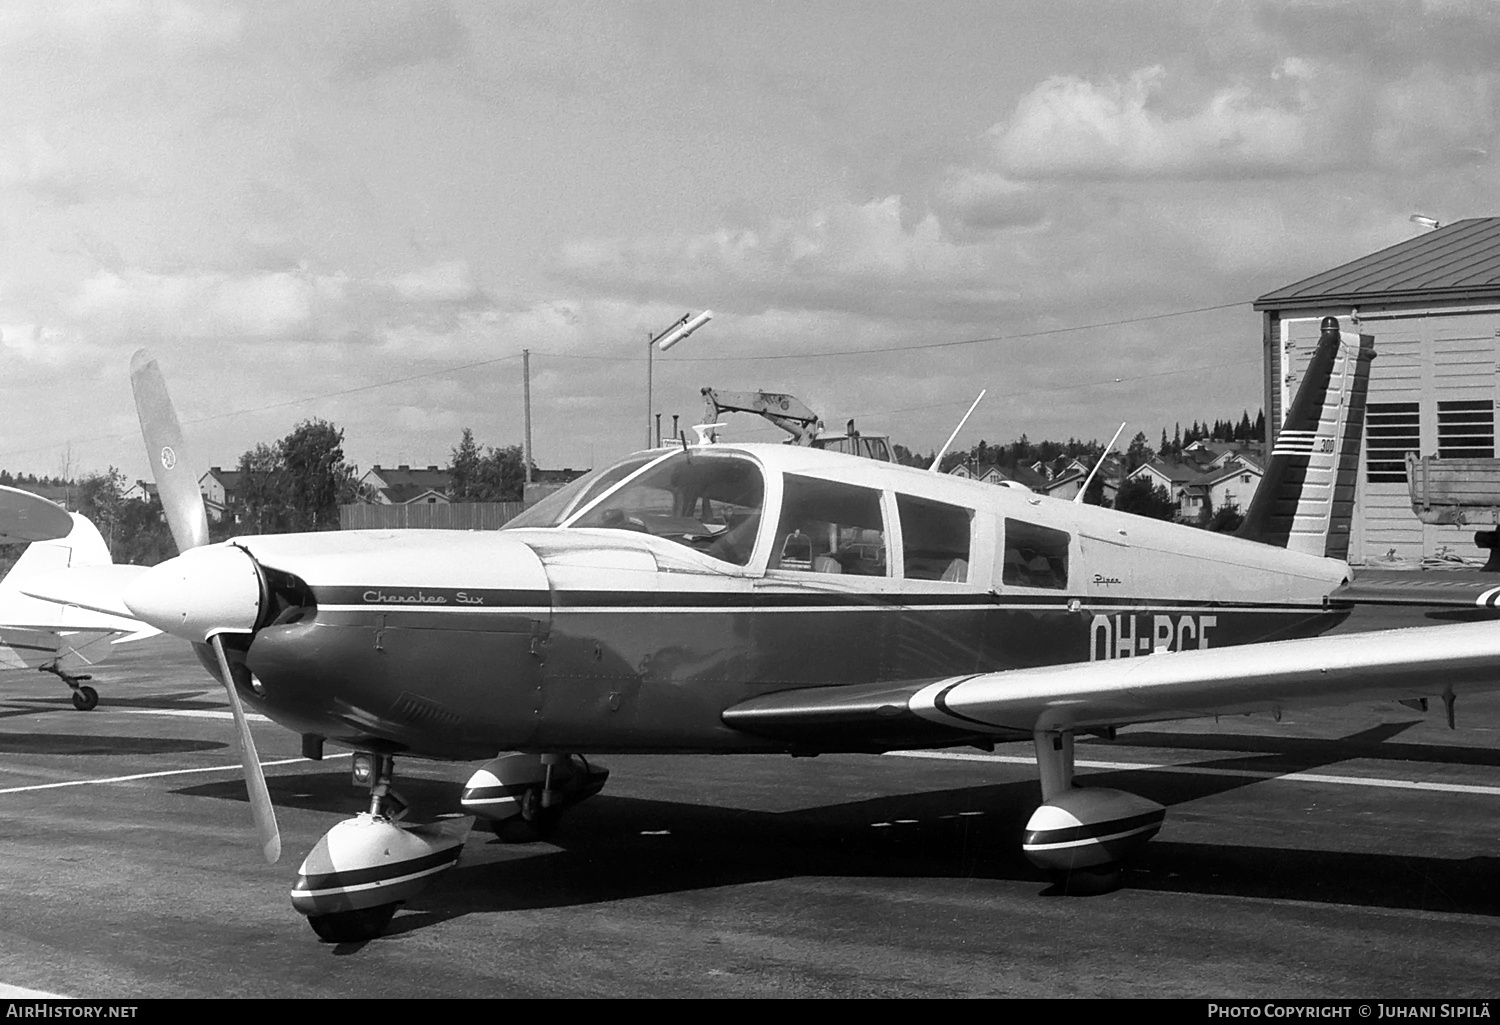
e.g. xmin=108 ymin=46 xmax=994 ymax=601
xmin=209 ymin=635 xmax=282 ymax=865
xmin=130 ymin=348 xmax=209 ymax=553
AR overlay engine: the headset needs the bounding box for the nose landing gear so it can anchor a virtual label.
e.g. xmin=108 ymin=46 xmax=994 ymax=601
xmin=292 ymin=752 xmax=471 ymax=943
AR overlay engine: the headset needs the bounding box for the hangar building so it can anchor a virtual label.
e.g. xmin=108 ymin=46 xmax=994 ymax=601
xmin=1255 ymin=217 xmax=1500 ymax=564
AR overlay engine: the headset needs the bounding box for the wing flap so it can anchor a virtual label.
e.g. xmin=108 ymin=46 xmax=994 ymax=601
xmin=722 ymin=680 xmax=988 ymax=750
xmin=0 ymin=627 xmax=124 ymax=672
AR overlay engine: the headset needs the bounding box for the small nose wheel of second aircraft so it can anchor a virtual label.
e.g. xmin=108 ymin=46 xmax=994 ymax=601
xmin=70 ymin=685 xmax=99 ymax=711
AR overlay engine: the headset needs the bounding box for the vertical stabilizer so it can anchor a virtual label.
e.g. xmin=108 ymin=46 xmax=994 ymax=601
xmin=0 ymin=513 xmax=112 ymax=596
xmin=1237 ymin=316 xmax=1375 ymax=558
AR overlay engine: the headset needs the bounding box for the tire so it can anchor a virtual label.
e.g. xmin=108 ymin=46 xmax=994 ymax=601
xmin=488 ymin=786 xmax=561 ymax=843
xmin=307 ymin=903 xmax=398 ymax=943
xmin=1047 ymin=864 xmax=1121 ymax=896
xmin=72 ymin=686 xmax=99 ymax=712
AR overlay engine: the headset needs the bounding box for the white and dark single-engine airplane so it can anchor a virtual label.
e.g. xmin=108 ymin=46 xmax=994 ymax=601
xmin=0 ymin=485 xmax=156 ymax=709
xmin=26 ymin=320 xmax=1500 ymax=942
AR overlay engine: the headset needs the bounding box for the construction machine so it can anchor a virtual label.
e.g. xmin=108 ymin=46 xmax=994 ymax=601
xmin=700 ymin=388 xmax=893 ymax=462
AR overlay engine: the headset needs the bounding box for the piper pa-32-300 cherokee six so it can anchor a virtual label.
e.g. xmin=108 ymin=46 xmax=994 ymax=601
xmin=26 ymin=319 xmax=1500 ymax=942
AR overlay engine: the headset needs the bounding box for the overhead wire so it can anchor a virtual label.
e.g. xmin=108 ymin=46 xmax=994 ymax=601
xmin=0 ymin=298 xmax=1255 ymax=466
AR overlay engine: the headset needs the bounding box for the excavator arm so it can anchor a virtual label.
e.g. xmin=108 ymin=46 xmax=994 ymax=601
xmin=701 ymin=388 xmax=825 ymax=446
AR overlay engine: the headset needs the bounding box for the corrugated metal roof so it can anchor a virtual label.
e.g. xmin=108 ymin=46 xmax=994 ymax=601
xmin=1255 ymin=217 xmax=1500 ymax=311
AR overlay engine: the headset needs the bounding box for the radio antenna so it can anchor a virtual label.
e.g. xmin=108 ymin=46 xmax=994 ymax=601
xmin=1074 ymin=421 xmax=1127 ymax=504
xmin=929 ymin=390 xmax=986 ymax=472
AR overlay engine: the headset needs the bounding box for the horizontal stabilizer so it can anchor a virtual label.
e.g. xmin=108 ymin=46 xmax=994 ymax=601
xmin=20 ymin=564 xmax=152 ymax=621
xmin=0 ymin=486 xmax=74 ymax=544
xmin=1332 ymin=569 xmax=1500 ymax=610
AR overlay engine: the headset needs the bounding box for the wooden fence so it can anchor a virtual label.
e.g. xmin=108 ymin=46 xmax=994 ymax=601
xmin=339 ymin=502 xmax=525 ymax=530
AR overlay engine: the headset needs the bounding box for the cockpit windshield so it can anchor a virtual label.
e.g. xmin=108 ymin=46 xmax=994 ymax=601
xmin=564 ymin=450 xmax=765 ymax=566
xmin=504 ymin=456 xmax=660 ymax=530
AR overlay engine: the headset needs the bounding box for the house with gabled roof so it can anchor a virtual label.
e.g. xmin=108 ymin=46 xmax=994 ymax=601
xmin=1040 ymin=454 xmax=1122 ymax=504
xmin=123 ymin=480 xmax=158 ymax=505
xmin=199 ymin=467 xmax=244 ymax=524
xmin=948 ymin=461 xmax=1049 ymax=491
xmin=360 ymin=464 xmax=454 ymax=506
xmin=1179 ymin=461 xmax=1265 ymax=524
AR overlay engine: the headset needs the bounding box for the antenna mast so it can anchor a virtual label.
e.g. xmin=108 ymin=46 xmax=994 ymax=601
xmin=929 ymin=391 xmax=986 ymax=472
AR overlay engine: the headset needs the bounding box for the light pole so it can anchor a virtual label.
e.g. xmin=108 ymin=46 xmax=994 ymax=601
xmin=645 ymin=310 xmax=712 ymax=450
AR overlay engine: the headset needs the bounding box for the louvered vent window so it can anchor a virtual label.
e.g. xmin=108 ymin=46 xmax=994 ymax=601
xmin=1366 ymin=402 xmax=1420 ymax=483
xmin=1437 ymin=400 xmax=1495 ymax=459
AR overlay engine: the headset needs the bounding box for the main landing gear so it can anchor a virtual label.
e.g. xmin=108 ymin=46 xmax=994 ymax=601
xmin=40 ymin=664 xmax=98 ymax=711
xmin=291 ymin=752 xmax=471 ymax=943
xmin=1021 ymin=729 xmax=1165 ymax=893
xmin=460 ymin=752 xmax=609 ymax=842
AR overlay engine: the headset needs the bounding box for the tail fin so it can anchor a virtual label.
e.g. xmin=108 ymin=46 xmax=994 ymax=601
xmin=1237 ymin=316 xmax=1375 ymax=559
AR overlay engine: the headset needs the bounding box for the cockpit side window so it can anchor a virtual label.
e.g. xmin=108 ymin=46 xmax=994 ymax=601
xmin=567 ymin=452 xmax=765 ymax=566
xmin=898 ymin=494 xmax=972 ymax=582
xmin=1002 ymin=518 xmax=1070 ymax=589
xmin=771 ymin=475 xmax=887 ymax=576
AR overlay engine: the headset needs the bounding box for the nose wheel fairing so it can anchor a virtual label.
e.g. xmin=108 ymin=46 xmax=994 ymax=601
xmin=291 ymin=814 xmax=471 ymax=919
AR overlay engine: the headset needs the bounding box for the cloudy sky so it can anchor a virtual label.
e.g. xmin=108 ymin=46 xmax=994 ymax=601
xmin=1 ymin=0 xmax=1497 ymax=482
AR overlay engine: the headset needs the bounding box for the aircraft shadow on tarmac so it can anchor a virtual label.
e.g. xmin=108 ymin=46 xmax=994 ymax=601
xmin=0 ymin=732 xmax=226 ymax=756
xmin=1114 ymin=721 xmax=1500 ymax=770
xmin=172 ymin=722 xmax=1500 ymax=939
xmin=0 ymin=691 xmax=235 ymax=755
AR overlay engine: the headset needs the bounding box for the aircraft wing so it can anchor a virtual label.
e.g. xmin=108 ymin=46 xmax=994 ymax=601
xmin=0 ymin=626 xmax=132 ymax=675
xmin=722 ymin=619 xmax=1500 ymax=749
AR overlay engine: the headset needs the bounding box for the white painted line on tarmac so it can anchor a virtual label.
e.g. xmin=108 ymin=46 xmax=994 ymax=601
xmin=114 ymin=707 xmax=271 ymax=722
xmin=886 ymin=749 xmax=1500 ymax=797
xmin=0 ymin=753 xmax=352 ymax=795
xmin=0 ymin=983 xmax=69 ymax=997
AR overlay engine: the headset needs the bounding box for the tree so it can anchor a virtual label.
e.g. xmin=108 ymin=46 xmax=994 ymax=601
xmin=75 ymin=468 xmax=127 ymax=556
xmin=450 ymin=428 xmax=484 ymax=501
xmin=1082 ymin=472 xmax=1107 ymax=506
xmin=237 ymin=419 xmax=360 ymax=533
xmin=446 ymin=431 xmax=526 ymax=502
xmin=474 ymin=444 xmax=526 ymax=502
xmin=1113 ymin=476 xmax=1176 ymax=520
xmin=114 ymin=496 xmax=178 ymax=566
xmin=1205 ymin=505 xmax=1244 ymax=533
xmin=282 ymin=420 xmax=360 ymax=530
xmin=239 ymin=441 xmax=289 ymax=534
xmin=1124 ymin=431 xmax=1155 ymax=472
xmin=891 ymin=444 xmax=932 ymax=468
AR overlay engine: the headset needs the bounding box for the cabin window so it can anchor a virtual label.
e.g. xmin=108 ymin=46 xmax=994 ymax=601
xmin=565 ymin=451 xmax=765 ymax=566
xmin=897 ymin=494 xmax=971 ymax=582
xmin=771 ymin=475 xmax=887 ymax=576
xmin=1002 ymin=518 xmax=1069 ymax=590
